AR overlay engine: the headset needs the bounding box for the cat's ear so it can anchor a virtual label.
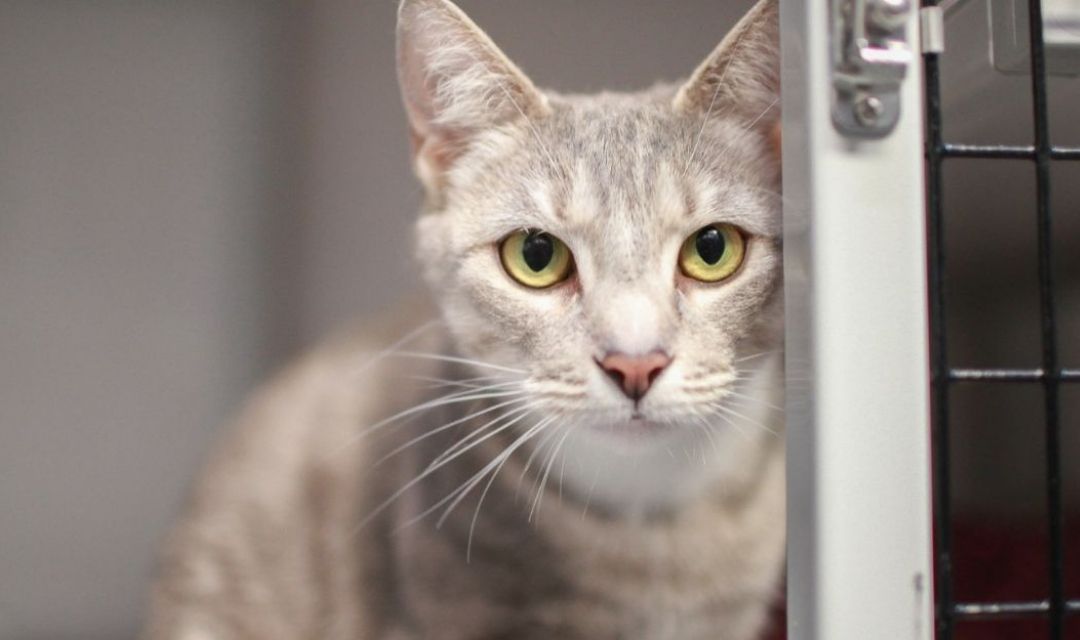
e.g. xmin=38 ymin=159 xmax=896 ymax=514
xmin=397 ymin=0 xmax=548 ymax=193
xmin=673 ymin=0 xmax=780 ymax=144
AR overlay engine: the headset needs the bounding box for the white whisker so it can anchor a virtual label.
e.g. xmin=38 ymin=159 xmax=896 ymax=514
xmin=449 ymin=44 xmax=561 ymax=179
xmin=683 ymin=26 xmax=755 ymax=179
xmin=349 ymin=319 xmax=442 ymax=378
xmin=425 ymin=400 xmax=539 ymax=470
xmin=580 ymin=467 xmax=600 ymax=521
xmin=353 ymin=408 xmax=537 ymax=532
xmin=734 ymin=350 xmax=781 ymax=364
xmin=341 ymin=385 xmax=528 ymax=452
xmin=694 ymin=417 xmax=722 ymax=454
xmin=390 ymin=351 xmax=526 ymax=374
xmin=724 ymin=390 xmax=784 ymax=413
xmin=711 ymin=402 xmax=779 ymax=437
xmin=377 ymin=397 xmax=533 ymax=465
xmin=699 ymin=412 xmax=752 ymax=443
xmin=743 ymin=96 xmax=779 ymax=132
xmin=529 ymin=426 xmax=572 ymax=522
xmin=513 ymin=423 xmax=555 ymax=497
xmin=464 ymin=415 xmax=557 ymax=561
xmin=558 ymin=437 xmax=570 ymax=504
xmin=430 ymin=416 xmax=556 ymax=531
xmin=407 ymin=373 xmax=509 ymax=391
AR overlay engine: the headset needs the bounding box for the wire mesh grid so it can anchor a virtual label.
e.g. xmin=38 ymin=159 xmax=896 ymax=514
xmin=923 ymin=0 xmax=1080 ymax=637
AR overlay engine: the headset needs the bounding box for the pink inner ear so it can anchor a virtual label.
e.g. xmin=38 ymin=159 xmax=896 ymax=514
xmin=768 ymin=120 xmax=782 ymax=160
xmin=412 ymin=127 xmax=466 ymax=175
xmin=396 ymin=0 xmax=549 ymax=195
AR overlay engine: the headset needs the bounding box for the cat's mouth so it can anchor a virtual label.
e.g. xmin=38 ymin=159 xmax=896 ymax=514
xmin=592 ymin=414 xmax=669 ymax=438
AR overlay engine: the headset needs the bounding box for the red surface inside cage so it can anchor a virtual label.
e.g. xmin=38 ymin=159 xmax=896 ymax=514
xmin=766 ymin=517 xmax=1080 ymax=639
xmin=949 ymin=519 xmax=1080 ymax=640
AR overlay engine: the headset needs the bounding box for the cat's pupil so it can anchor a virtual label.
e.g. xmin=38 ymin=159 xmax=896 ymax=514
xmin=522 ymin=233 xmax=555 ymax=272
xmin=696 ymin=227 xmax=726 ymax=265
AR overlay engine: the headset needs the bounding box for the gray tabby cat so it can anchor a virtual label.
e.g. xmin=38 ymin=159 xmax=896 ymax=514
xmin=144 ymin=0 xmax=785 ymax=638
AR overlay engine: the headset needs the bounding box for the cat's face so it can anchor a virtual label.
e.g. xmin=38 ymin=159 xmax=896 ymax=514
xmin=417 ymin=96 xmax=781 ymax=427
xmin=398 ymin=0 xmax=781 ymax=507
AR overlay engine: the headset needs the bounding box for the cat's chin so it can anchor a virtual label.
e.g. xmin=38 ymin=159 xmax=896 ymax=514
xmin=555 ymin=415 xmax=735 ymax=514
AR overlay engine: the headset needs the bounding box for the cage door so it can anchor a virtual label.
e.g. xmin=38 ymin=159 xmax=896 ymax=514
xmin=780 ymin=0 xmax=935 ymax=638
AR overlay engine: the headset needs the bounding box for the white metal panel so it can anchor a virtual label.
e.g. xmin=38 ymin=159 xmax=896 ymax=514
xmin=781 ymin=0 xmax=935 ymax=638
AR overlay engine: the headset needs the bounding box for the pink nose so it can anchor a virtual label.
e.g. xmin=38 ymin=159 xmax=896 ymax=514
xmin=597 ymin=351 xmax=672 ymax=401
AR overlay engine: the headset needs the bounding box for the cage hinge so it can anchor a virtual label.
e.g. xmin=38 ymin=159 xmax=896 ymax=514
xmin=920 ymin=7 xmax=945 ymax=54
xmin=831 ymin=0 xmax=914 ymax=139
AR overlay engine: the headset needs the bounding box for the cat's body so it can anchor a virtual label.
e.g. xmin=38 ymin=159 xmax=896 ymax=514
xmin=145 ymin=311 xmax=784 ymax=640
xmin=145 ymin=1 xmax=786 ymax=638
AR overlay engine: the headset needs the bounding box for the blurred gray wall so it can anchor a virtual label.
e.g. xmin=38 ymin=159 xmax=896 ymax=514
xmin=1 ymin=3 xmax=297 ymax=638
xmin=0 ymin=2 xmax=758 ymax=637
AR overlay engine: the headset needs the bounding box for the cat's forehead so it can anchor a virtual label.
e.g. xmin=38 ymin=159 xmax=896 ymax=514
xmin=547 ymin=92 xmax=688 ymax=163
xmin=549 ymin=106 xmax=688 ymax=198
xmin=449 ymin=89 xmax=779 ymax=238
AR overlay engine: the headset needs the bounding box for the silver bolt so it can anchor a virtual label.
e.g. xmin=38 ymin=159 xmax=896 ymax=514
xmin=854 ymin=94 xmax=885 ymax=126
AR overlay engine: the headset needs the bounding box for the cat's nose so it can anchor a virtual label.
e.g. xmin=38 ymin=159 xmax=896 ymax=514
xmin=597 ymin=351 xmax=672 ymax=402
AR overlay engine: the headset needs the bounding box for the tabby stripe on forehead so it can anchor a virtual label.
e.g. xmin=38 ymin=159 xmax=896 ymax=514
xmin=684 ymin=188 xmax=698 ymax=218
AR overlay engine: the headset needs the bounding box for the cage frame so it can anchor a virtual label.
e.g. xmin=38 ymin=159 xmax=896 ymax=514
xmin=783 ymin=0 xmax=1079 ymax=637
xmin=781 ymin=0 xmax=935 ymax=638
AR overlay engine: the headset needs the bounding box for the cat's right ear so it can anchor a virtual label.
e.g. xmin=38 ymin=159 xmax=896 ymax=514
xmin=397 ymin=0 xmax=549 ymax=195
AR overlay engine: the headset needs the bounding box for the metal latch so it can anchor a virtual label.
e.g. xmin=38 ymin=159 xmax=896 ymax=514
xmin=831 ymin=0 xmax=915 ymax=139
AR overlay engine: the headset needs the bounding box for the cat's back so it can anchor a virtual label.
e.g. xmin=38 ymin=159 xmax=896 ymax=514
xmin=143 ymin=298 xmax=443 ymax=640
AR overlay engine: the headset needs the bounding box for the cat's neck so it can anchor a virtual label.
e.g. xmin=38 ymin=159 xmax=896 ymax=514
xmin=385 ymin=388 xmax=786 ymax=640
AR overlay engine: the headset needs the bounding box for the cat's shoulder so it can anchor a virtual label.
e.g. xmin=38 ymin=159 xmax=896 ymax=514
xmin=201 ymin=294 xmax=445 ymax=495
xmin=144 ymin=296 xmax=444 ymax=638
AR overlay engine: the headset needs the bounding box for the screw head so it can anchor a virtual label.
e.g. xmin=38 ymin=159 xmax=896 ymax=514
xmin=854 ymin=94 xmax=885 ymax=127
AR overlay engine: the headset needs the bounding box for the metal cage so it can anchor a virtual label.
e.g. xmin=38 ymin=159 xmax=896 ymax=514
xmin=924 ymin=0 xmax=1080 ymax=636
xmin=783 ymin=0 xmax=1078 ymax=637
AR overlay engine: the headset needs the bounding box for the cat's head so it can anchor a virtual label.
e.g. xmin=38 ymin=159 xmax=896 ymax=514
xmin=397 ymin=0 xmax=782 ymax=509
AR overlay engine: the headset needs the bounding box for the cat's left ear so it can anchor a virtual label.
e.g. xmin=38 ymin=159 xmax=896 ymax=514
xmin=673 ymin=0 xmax=780 ymax=154
xmin=397 ymin=0 xmax=549 ymax=194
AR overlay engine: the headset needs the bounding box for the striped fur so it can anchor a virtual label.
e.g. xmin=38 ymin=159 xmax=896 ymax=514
xmin=145 ymin=1 xmax=785 ymax=638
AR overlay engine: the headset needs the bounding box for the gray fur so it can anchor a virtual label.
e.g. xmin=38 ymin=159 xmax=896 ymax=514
xmin=144 ymin=1 xmax=785 ymax=638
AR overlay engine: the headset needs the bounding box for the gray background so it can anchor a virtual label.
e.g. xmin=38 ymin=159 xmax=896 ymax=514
xmin=1 ymin=1 xmax=1077 ymax=638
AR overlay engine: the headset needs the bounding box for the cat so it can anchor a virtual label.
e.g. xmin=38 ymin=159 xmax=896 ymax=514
xmin=143 ymin=0 xmax=784 ymax=638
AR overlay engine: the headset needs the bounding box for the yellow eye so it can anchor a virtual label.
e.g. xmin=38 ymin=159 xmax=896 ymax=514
xmin=678 ymin=224 xmax=746 ymax=282
xmin=499 ymin=229 xmax=574 ymax=289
